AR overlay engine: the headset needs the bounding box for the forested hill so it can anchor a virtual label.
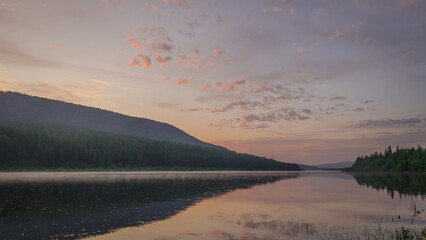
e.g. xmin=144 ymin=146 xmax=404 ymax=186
xmin=350 ymin=145 xmax=426 ymax=172
xmin=0 ymin=124 xmax=300 ymax=171
xmin=0 ymin=91 xmax=219 ymax=149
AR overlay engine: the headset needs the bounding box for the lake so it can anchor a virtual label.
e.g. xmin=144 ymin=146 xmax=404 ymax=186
xmin=0 ymin=171 xmax=424 ymax=240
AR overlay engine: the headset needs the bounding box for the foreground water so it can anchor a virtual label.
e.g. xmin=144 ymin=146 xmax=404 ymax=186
xmin=0 ymin=171 xmax=424 ymax=240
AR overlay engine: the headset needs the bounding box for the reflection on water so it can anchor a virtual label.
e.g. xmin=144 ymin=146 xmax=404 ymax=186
xmin=0 ymin=171 xmax=299 ymax=240
xmin=0 ymin=171 xmax=425 ymax=240
xmin=351 ymin=172 xmax=426 ymax=198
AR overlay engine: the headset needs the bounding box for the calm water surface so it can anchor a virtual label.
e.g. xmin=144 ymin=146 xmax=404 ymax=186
xmin=0 ymin=171 xmax=424 ymax=240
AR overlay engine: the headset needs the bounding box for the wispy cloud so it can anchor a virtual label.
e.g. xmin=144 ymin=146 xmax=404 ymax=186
xmin=0 ymin=79 xmax=99 ymax=101
xmin=128 ymin=58 xmax=142 ymax=68
xmin=273 ymin=7 xmax=284 ymax=14
xmin=353 ymin=107 xmax=365 ymax=112
xmin=240 ymin=108 xmax=311 ymax=124
xmin=176 ymin=53 xmax=186 ymax=64
xmin=156 ymin=102 xmax=178 ymax=108
xmin=174 ymin=78 xmax=188 ymax=85
xmin=214 ymin=47 xmax=223 ymax=57
xmin=329 ymin=30 xmax=342 ymax=40
xmin=360 ymin=100 xmax=374 ymax=104
xmin=232 ymin=77 xmax=245 ymax=85
xmin=89 ymin=78 xmax=112 ymax=86
xmin=344 ymin=23 xmax=363 ymax=32
xmin=263 ymin=9 xmax=271 ymax=16
xmin=102 ymin=0 xmax=125 ymax=9
xmin=346 ymin=118 xmax=425 ymax=129
xmin=201 ymin=83 xmax=211 ymax=91
xmin=162 ymin=0 xmax=187 ymax=6
xmin=330 ymin=23 xmax=362 ymax=40
xmin=400 ymin=0 xmax=415 ymax=8
xmin=49 ymin=43 xmax=62 ymax=49
xmin=137 ymin=53 xmax=151 ymax=69
xmin=145 ymin=41 xmax=172 ymax=52
xmin=145 ymin=1 xmax=159 ymax=11
xmin=329 ymin=96 xmax=347 ymax=101
xmin=292 ymin=42 xmax=305 ymax=54
xmin=125 ymin=34 xmax=143 ymax=50
xmin=180 ymin=100 xmax=265 ymax=114
xmin=0 ymin=40 xmax=63 ymax=68
xmin=156 ymin=54 xmax=172 ymax=68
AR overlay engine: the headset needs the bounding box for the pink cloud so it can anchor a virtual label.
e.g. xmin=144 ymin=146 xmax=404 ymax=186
xmin=163 ymin=0 xmax=187 ymax=6
xmin=176 ymin=53 xmax=186 ymax=64
xmin=329 ymin=23 xmax=362 ymax=41
xmin=232 ymin=77 xmax=245 ymax=85
xmin=176 ymin=0 xmax=187 ymax=5
xmin=156 ymin=54 xmax=172 ymax=68
xmin=218 ymin=85 xmax=225 ymax=93
xmin=180 ymin=108 xmax=201 ymax=112
xmin=50 ymin=43 xmax=62 ymax=49
xmin=214 ymin=78 xmax=249 ymax=94
xmin=290 ymin=8 xmax=296 ymax=14
xmin=145 ymin=1 xmax=159 ymax=11
xmin=102 ymin=0 xmax=109 ymax=8
xmin=116 ymin=47 xmax=124 ymax=52
xmin=224 ymin=83 xmax=235 ymax=92
xmin=329 ymin=30 xmax=342 ymax=40
xmin=263 ymin=9 xmax=271 ymax=16
xmin=196 ymin=64 xmax=202 ymax=69
xmin=214 ymin=48 xmax=223 ymax=57
xmin=128 ymin=58 xmax=142 ymax=68
xmin=297 ymin=47 xmax=305 ymax=53
xmin=145 ymin=41 xmax=154 ymax=50
xmin=136 ymin=53 xmax=151 ymax=69
xmin=102 ymin=0 xmax=125 ymax=9
xmin=145 ymin=41 xmax=172 ymax=52
xmin=344 ymin=23 xmax=363 ymax=32
xmin=273 ymin=7 xmax=284 ymax=14
xmin=157 ymin=41 xmax=172 ymax=51
xmin=188 ymin=48 xmax=200 ymax=64
xmin=126 ymin=34 xmax=143 ymax=50
xmin=201 ymin=83 xmax=211 ymax=91
xmin=162 ymin=77 xmax=170 ymax=82
xmin=155 ymin=25 xmax=167 ymax=34
xmin=400 ymin=0 xmax=415 ymax=7
xmin=174 ymin=78 xmax=189 ymax=85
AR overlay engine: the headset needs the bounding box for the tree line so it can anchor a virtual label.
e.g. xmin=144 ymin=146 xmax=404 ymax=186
xmin=350 ymin=145 xmax=426 ymax=172
xmin=0 ymin=123 xmax=300 ymax=171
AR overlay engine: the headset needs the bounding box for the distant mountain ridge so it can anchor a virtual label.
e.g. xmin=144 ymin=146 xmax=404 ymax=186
xmin=298 ymin=161 xmax=354 ymax=170
xmin=297 ymin=164 xmax=321 ymax=171
xmin=0 ymin=91 xmax=220 ymax=149
xmin=314 ymin=161 xmax=354 ymax=169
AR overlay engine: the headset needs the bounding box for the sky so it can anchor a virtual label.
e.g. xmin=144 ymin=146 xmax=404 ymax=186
xmin=1 ymin=0 xmax=426 ymax=165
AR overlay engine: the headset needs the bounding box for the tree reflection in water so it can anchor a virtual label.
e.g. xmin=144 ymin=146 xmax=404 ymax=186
xmin=0 ymin=172 xmax=299 ymax=240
